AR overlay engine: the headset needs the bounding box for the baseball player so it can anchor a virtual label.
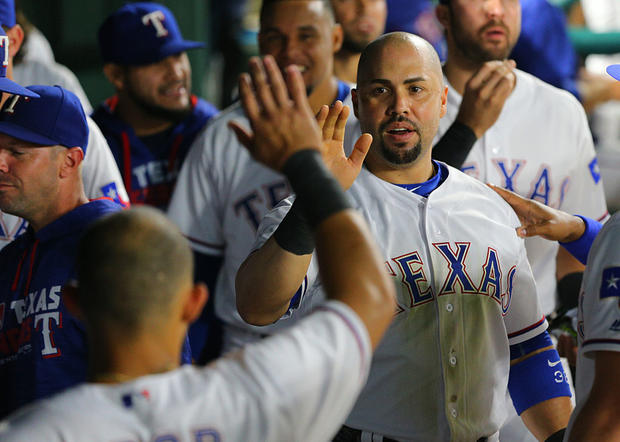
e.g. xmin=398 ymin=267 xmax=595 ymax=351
xmin=167 ymin=0 xmax=354 ymax=357
xmin=92 ymin=2 xmax=218 ymax=209
xmin=0 ymin=1 xmax=129 ymax=250
xmin=331 ymin=0 xmax=387 ymax=84
xmin=434 ymin=0 xmax=608 ymax=318
xmin=236 ymin=33 xmax=572 ymax=441
xmin=0 ymin=57 xmax=395 ymax=439
xmin=0 ymin=85 xmax=126 ymax=418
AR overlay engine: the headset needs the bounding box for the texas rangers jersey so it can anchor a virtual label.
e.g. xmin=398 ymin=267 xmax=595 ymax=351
xmin=568 ymin=212 xmax=620 ymax=427
xmin=254 ymin=163 xmax=546 ymax=441
xmin=435 ymin=69 xmax=608 ymax=315
xmin=91 ymin=95 xmax=217 ymax=209
xmin=0 ymin=199 xmax=122 ymax=418
xmin=0 ymin=117 xmax=129 ymax=251
xmin=0 ymin=301 xmax=371 ymax=442
xmin=167 ymin=82 xmax=352 ymax=350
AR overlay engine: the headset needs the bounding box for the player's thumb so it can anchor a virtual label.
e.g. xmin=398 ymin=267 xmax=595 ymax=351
xmin=350 ymin=133 xmax=372 ymax=168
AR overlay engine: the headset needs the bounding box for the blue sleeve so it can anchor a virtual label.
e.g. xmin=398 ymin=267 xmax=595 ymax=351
xmin=559 ymin=215 xmax=602 ymax=265
xmin=508 ymin=331 xmax=572 ymax=414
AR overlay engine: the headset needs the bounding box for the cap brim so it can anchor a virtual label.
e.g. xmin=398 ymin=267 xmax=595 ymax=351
xmin=606 ymin=64 xmax=620 ymax=81
xmin=0 ymin=120 xmax=64 ymax=147
xmin=0 ymin=79 xmax=40 ymax=98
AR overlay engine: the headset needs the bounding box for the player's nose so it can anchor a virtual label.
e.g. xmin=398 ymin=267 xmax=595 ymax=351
xmin=388 ymin=91 xmax=410 ymax=116
xmin=484 ymin=0 xmax=505 ymax=19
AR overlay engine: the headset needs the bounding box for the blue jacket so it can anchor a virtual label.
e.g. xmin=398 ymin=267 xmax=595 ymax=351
xmin=0 ymin=199 xmax=122 ymax=417
xmin=91 ymin=96 xmax=218 ymax=209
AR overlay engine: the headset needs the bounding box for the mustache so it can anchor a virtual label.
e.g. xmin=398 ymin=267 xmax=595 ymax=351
xmin=379 ymin=114 xmax=420 ymax=134
xmin=480 ymin=19 xmax=509 ymax=35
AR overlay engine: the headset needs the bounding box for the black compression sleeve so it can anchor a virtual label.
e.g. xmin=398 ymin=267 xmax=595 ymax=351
xmin=282 ymin=149 xmax=352 ymax=228
xmin=432 ymin=120 xmax=477 ymax=168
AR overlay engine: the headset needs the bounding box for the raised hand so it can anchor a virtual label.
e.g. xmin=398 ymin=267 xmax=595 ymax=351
xmin=228 ymin=55 xmax=322 ymax=172
xmin=316 ymin=101 xmax=372 ymax=190
xmin=488 ymin=183 xmax=585 ymax=242
xmin=457 ymin=60 xmax=516 ymax=138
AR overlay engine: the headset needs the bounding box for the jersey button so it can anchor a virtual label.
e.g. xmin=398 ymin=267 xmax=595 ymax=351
xmin=450 ymin=408 xmax=458 ymax=418
xmin=446 ymin=303 xmax=453 ymax=312
xmin=449 ymin=355 xmax=457 ymax=366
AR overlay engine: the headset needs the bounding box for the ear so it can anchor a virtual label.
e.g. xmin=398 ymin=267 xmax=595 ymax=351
xmin=59 ymin=146 xmax=84 ymax=179
xmin=181 ymin=282 xmax=208 ymax=324
xmin=62 ymin=281 xmax=85 ymax=322
xmin=103 ymin=64 xmax=126 ymax=91
xmin=439 ymin=85 xmax=448 ymax=118
xmin=351 ymin=88 xmax=360 ymax=119
xmin=332 ymin=23 xmax=343 ymax=54
xmin=5 ymin=24 xmax=24 ymax=59
xmin=435 ymin=4 xmax=450 ymax=30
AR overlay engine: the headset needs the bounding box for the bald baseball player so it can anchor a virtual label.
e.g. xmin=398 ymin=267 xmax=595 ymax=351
xmin=93 ymin=2 xmax=218 ymax=209
xmin=237 ymin=32 xmax=572 ymax=441
xmin=0 ymin=0 xmax=129 ymax=251
xmin=0 ymin=85 xmax=124 ymax=418
xmin=331 ymin=0 xmax=387 ymax=84
xmin=0 ymin=57 xmax=395 ymax=439
xmin=167 ymin=0 xmax=356 ymax=358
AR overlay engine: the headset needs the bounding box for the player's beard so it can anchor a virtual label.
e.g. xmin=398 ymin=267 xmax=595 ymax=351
xmin=377 ymin=115 xmax=423 ymax=165
xmin=450 ymin=11 xmax=514 ymax=63
xmin=125 ymin=81 xmax=193 ymax=123
xmin=340 ymin=33 xmax=371 ymax=54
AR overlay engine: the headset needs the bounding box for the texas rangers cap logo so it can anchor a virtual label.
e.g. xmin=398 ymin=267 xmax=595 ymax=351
xmin=142 ymin=10 xmax=168 ymax=37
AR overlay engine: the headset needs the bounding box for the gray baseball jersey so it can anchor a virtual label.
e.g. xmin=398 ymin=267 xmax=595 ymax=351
xmin=254 ymin=164 xmax=546 ymax=441
xmin=0 ymin=301 xmax=370 ymax=442
xmin=0 ymin=117 xmax=128 ymax=250
xmin=436 ymin=69 xmax=608 ymax=316
xmin=168 ymin=91 xmax=356 ymax=351
xmin=566 ymin=212 xmax=620 ymax=436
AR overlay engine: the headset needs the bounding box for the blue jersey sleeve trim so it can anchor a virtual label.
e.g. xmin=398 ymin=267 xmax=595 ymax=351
xmin=559 ymin=215 xmax=602 ymax=265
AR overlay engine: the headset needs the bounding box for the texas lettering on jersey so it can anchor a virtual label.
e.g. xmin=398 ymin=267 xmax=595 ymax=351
xmin=233 ymin=180 xmax=290 ymax=231
xmin=0 ymin=285 xmax=63 ymax=361
xmin=387 ymin=243 xmax=515 ymax=314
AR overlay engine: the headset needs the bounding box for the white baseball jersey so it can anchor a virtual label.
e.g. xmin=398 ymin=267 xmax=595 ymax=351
xmin=435 ymin=69 xmax=609 ymax=316
xmin=566 ymin=212 xmax=620 ymax=436
xmin=0 ymin=117 xmax=128 ymax=250
xmin=254 ymin=164 xmax=546 ymax=441
xmin=0 ymin=301 xmax=370 ymax=442
xmin=168 ymin=91 xmax=356 ymax=351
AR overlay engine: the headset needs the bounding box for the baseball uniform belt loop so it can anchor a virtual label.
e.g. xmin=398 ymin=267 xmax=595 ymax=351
xmin=333 ymin=425 xmax=400 ymax=442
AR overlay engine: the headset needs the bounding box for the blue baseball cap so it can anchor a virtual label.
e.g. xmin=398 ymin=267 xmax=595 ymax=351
xmin=0 ymin=0 xmax=15 ymax=27
xmin=0 ymin=85 xmax=89 ymax=153
xmin=607 ymin=65 xmax=620 ymax=81
xmin=98 ymin=2 xmax=205 ymax=66
xmin=0 ymin=28 xmax=39 ymax=97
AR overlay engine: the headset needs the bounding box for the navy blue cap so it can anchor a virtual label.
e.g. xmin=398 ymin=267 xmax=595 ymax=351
xmin=607 ymin=65 xmax=620 ymax=81
xmin=0 ymin=85 xmax=88 ymax=153
xmin=0 ymin=28 xmax=39 ymax=97
xmin=0 ymin=0 xmax=15 ymax=27
xmin=98 ymin=2 xmax=205 ymax=66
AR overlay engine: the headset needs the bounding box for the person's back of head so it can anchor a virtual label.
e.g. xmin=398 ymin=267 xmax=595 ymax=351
xmin=76 ymin=207 xmax=194 ymax=336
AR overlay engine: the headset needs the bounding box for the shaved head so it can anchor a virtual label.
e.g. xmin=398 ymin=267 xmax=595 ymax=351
xmin=357 ymin=32 xmax=443 ymax=88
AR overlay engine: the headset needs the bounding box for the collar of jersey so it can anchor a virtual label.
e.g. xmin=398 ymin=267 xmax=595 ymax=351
xmin=392 ymin=160 xmax=447 ymax=197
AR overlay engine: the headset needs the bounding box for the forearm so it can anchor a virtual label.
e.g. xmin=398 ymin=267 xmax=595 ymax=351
xmin=568 ymin=399 xmax=620 ymax=441
xmin=236 ymin=236 xmax=311 ymax=325
xmin=431 ymin=120 xmax=477 ymax=168
xmin=520 ymin=397 xmax=572 ymax=441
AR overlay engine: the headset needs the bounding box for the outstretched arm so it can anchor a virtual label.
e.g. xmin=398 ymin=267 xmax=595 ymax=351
xmin=231 ymin=56 xmax=393 ymax=348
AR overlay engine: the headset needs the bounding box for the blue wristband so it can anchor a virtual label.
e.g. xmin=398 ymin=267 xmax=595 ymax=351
xmin=559 ymin=215 xmax=602 ymax=265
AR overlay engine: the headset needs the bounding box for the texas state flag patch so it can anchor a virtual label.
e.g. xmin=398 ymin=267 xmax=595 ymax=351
xmin=600 ymin=267 xmax=620 ymax=299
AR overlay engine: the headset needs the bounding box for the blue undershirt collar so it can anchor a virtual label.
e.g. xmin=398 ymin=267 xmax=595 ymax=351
xmin=392 ymin=160 xmax=447 ymax=197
